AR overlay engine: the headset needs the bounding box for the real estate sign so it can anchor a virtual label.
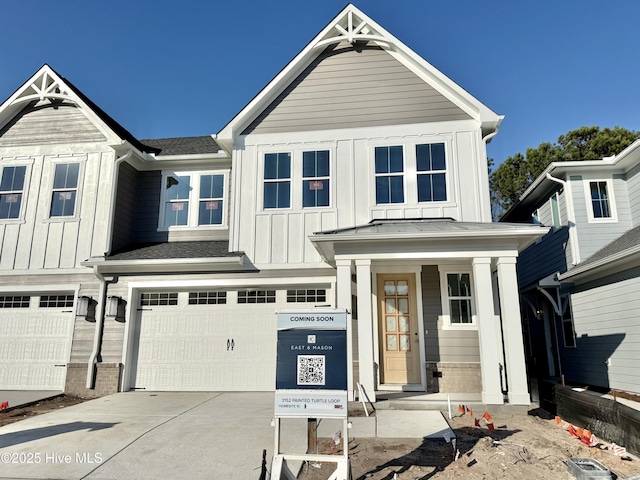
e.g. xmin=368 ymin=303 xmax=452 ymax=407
xmin=275 ymin=309 xmax=348 ymax=418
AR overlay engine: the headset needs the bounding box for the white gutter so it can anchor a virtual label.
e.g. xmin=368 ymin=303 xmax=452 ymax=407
xmin=545 ymin=172 xmax=581 ymax=265
xmin=104 ymin=148 xmax=132 ymax=256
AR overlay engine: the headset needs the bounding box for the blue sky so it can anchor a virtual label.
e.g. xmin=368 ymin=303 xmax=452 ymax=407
xmin=1 ymin=1 xmax=639 ymax=164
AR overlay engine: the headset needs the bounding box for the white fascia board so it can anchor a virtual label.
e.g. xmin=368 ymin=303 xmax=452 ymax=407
xmin=82 ymin=256 xmax=247 ymax=274
xmin=0 ymin=283 xmax=80 ymax=293
xmin=558 ymin=244 xmax=640 ymax=282
xmin=127 ymin=276 xmax=334 ymax=290
xmin=134 ymin=152 xmax=231 ymax=171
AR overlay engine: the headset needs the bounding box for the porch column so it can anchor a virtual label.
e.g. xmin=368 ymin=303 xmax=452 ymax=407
xmin=336 ymin=259 xmax=355 ymax=400
xmin=355 ymin=259 xmax=376 ymax=402
xmin=472 ymin=257 xmax=504 ymax=404
xmin=497 ymin=257 xmax=530 ymax=405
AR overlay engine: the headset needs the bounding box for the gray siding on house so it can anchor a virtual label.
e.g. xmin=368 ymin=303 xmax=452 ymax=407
xmin=561 ymin=268 xmax=640 ymax=394
xmin=111 ymin=161 xmax=139 ymax=252
xmin=0 ymin=101 xmax=106 ymax=146
xmin=421 ymin=265 xmax=480 ymax=363
xmin=243 ymin=43 xmax=470 ymax=135
xmin=626 ymin=162 xmax=640 ymax=225
xmin=571 ymin=174 xmax=633 ymax=260
xmin=131 ymin=170 xmax=163 ymax=243
xmin=517 ymin=227 xmax=571 ymax=287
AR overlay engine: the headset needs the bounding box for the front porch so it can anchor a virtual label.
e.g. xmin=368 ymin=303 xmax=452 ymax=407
xmin=311 ymin=219 xmax=547 ymax=405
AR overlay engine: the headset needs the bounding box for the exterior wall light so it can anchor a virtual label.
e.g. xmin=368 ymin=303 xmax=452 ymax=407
xmin=106 ymin=296 xmax=121 ymax=317
xmin=76 ymin=296 xmax=91 ymax=318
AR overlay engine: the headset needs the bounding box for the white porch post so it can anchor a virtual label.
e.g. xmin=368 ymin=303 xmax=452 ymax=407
xmin=472 ymin=257 xmax=504 ymax=405
xmin=336 ymin=259 xmax=355 ymax=400
xmin=497 ymin=257 xmax=530 ymax=405
xmin=355 ymin=259 xmax=376 ymax=402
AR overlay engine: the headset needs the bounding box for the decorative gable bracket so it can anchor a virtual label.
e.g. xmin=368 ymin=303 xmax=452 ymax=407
xmin=314 ymin=9 xmax=390 ymax=50
xmin=9 ymin=69 xmax=74 ymax=107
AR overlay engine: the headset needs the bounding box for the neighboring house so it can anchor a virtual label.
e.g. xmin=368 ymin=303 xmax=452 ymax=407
xmin=0 ymin=4 xmax=545 ymax=404
xmin=501 ymin=139 xmax=640 ymax=400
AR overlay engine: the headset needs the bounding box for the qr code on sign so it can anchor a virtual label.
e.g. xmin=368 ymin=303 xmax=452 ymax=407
xmin=297 ymin=355 xmax=325 ymax=386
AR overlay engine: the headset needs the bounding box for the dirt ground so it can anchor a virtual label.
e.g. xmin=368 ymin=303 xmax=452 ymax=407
xmin=298 ymin=408 xmax=640 ymax=480
xmin=0 ymin=395 xmax=85 ymax=428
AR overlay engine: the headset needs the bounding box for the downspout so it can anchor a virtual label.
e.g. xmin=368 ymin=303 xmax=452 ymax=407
xmin=546 ymin=173 xmax=581 ymax=265
xmin=104 ymin=148 xmax=133 ymax=256
xmin=87 ymin=269 xmax=118 ymax=388
xmin=86 ymin=147 xmax=131 ymax=388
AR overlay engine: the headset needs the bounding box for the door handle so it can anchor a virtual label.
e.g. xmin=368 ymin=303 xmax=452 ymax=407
xmin=227 ymin=339 xmax=231 ymax=351
xmin=231 ymin=339 xmax=235 ymax=351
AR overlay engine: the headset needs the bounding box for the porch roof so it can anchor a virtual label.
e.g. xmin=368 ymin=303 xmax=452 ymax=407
xmin=310 ymin=218 xmax=548 ymax=264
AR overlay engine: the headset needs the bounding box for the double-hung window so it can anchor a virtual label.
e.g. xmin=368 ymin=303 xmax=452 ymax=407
xmin=51 ymin=163 xmax=79 ymax=217
xmin=264 ymin=153 xmax=291 ymax=209
xmin=198 ymin=174 xmax=224 ymax=225
xmin=375 ymin=146 xmax=404 ymax=204
xmin=302 ymin=150 xmax=330 ymax=208
xmin=550 ymin=193 xmax=561 ymax=229
xmin=439 ymin=267 xmax=476 ymax=328
xmin=0 ymin=165 xmax=26 ymax=219
xmin=164 ymin=174 xmax=191 ymax=226
xmin=589 ymin=181 xmax=611 ymax=219
xmin=416 ymin=143 xmax=446 ymax=202
xmin=161 ymin=172 xmax=226 ymax=228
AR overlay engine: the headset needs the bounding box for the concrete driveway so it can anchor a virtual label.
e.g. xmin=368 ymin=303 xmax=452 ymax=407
xmin=0 ymin=392 xmax=306 ymax=480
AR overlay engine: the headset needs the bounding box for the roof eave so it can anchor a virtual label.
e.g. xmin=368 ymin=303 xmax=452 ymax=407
xmin=82 ymin=255 xmax=248 ymax=274
xmin=558 ymin=244 xmax=640 ymax=283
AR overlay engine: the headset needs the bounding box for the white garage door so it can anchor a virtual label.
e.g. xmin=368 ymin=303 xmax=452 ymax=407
xmin=130 ymin=290 xmax=287 ymax=391
xmin=0 ymin=294 xmax=74 ymax=390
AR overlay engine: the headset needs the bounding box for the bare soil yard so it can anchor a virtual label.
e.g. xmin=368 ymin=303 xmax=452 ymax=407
xmin=298 ymin=408 xmax=640 ymax=480
xmin=0 ymin=395 xmax=85 ymax=428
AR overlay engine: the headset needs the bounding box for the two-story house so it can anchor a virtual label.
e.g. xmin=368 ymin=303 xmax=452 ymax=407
xmin=501 ymin=139 xmax=640 ymax=401
xmin=0 ymin=4 xmax=545 ymax=404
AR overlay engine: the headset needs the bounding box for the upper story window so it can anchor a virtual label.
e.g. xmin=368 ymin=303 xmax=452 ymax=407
xmin=160 ymin=171 xmax=227 ymax=228
xmin=50 ymin=163 xmax=79 ymax=217
xmin=302 ymin=150 xmax=330 ymax=207
xmin=375 ymin=146 xmax=404 ymax=204
xmin=416 ymin=143 xmax=446 ymax=202
xmin=584 ymin=179 xmax=617 ymax=223
xmin=550 ymin=193 xmax=561 ymax=229
xmin=264 ymin=153 xmax=291 ymax=209
xmin=0 ymin=165 xmax=26 ymax=220
xmin=590 ymin=181 xmax=611 ymax=219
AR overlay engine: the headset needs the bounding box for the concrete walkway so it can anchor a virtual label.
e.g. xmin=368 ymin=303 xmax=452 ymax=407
xmin=0 ymin=392 xmax=454 ymax=479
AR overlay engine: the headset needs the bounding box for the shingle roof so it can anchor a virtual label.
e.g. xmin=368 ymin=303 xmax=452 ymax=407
xmin=578 ymin=225 xmax=640 ymax=268
xmin=107 ymin=241 xmax=241 ymax=261
xmin=140 ymin=136 xmax=220 ymax=156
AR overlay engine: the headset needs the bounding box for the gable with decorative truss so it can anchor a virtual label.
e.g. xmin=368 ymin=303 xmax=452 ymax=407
xmin=217 ymin=4 xmax=501 ymax=149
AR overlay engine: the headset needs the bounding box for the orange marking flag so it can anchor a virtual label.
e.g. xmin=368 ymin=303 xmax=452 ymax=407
xmin=487 ymin=423 xmax=495 ymax=432
xmin=482 ymin=411 xmax=493 ymax=423
xmin=474 ymin=418 xmax=480 ymax=427
xmin=458 ymin=404 xmax=465 ymax=414
xmin=567 ymin=424 xmax=578 ymax=437
xmin=555 ymin=416 xmax=562 ymax=425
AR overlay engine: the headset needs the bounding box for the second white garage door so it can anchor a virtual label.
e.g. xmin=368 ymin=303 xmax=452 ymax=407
xmin=130 ymin=290 xmax=283 ymax=391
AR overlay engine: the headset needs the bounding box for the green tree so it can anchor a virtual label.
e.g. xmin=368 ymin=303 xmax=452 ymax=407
xmin=490 ymin=126 xmax=640 ymax=218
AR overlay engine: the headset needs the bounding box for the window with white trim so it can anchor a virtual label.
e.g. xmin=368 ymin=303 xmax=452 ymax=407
xmin=439 ymin=267 xmax=476 ymax=328
xmin=302 ymin=150 xmax=330 ymax=207
xmin=375 ymin=146 xmax=404 ymax=204
xmin=188 ymin=291 xmax=227 ymax=305
xmin=562 ymin=299 xmax=576 ymax=348
xmin=0 ymin=165 xmax=26 ymax=220
xmin=50 ymin=163 xmax=79 ymax=217
xmin=140 ymin=292 xmax=178 ymax=306
xmin=416 ymin=143 xmax=446 ymax=202
xmin=160 ymin=171 xmax=227 ymax=228
xmin=39 ymin=295 xmax=74 ymax=308
xmin=588 ymin=180 xmax=613 ymax=220
xmin=287 ymin=289 xmax=327 ymax=303
xmin=550 ymin=193 xmax=561 ymax=229
xmin=263 ymin=153 xmax=291 ymax=209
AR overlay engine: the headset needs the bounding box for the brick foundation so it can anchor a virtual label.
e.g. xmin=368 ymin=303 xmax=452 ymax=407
xmin=65 ymin=363 xmax=122 ymax=398
xmin=426 ymin=362 xmax=482 ymax=393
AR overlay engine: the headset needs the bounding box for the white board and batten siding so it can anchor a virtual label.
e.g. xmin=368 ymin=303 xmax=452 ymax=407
xmin=0 ymin=102 xmax=116 ymax=272
xmin=0 ymin=294 xmax=75 ymax=390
